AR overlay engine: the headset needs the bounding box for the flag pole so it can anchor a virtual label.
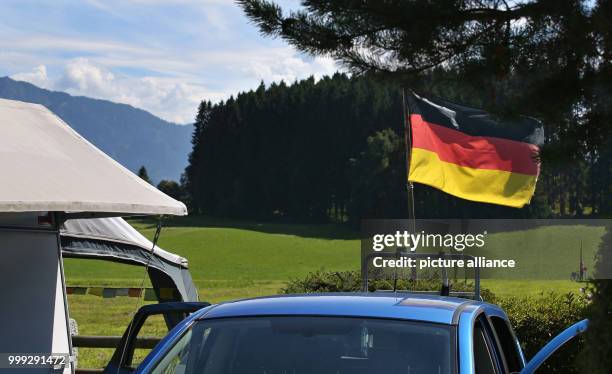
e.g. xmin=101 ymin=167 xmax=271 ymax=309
xmin=402 ymin=88 xmax=418 ymax=283
xmin=402 ymin=88 xmax=416 ymax=230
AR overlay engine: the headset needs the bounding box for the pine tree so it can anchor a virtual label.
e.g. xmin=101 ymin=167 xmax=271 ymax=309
xmin=156 ymin=180 xmax=183 ymax=201
xmin=185 ymin=101 xmax=212 ymax=213
xmin=238 ymin=0 xmax=611 ymax=159
xmin=182 ymin=73 xmax=610 ymax=221
xmin=137 ymin=166 xmax=151 ymax=184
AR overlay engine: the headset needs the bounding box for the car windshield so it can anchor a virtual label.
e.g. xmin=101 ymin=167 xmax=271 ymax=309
xmin=150 ymin=316 xmax=455 ymax=374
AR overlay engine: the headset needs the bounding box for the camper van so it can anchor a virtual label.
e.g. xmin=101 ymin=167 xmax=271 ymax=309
xmin=0 ymin=212 xmax=73 ymax=372
xmin=0 ymin=98 xmax=187 ymax=373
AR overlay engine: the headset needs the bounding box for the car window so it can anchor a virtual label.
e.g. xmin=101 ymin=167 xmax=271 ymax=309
xmin=151 ymin=329 xmax=193 ymax=374
xmin=490 ymin=316 xmax=523 ymax=372
xmin=150 ymin=316 xmax=455 ymax=374
xmin=473 ymin=317 xmax=499 ymax=374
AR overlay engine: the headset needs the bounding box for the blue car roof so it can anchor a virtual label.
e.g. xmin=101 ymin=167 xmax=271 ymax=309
xmin=195 ymin=293 xmax=492 ymax=325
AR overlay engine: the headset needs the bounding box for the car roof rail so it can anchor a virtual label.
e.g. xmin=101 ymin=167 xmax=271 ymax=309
xmin=361 ymin=251 xmax=481 ymax=301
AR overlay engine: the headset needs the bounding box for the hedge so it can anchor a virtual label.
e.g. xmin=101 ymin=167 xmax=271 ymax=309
xmin=280 ymin=269 xmax=497 ymax=301
xmin=280 ymin=270 xmax=589 ymax=373
xmin=500 ymin=293 xmax=588 ymax=373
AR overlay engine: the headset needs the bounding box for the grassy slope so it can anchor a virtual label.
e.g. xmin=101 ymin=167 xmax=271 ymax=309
xmin=64 ymin=217 xmax=604 ymax=368
xmin=65 ymin=217 xmax=359 ymax=283
xmin=66 ymin=218 xmax=604 ymax=284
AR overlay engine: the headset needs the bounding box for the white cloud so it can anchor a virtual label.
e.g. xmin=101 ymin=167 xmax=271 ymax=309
xmin=8 ymin=48 xmax=339 ymax=124
xmin=1 ymin=1 xmax=342 ymax=123
xmin=112 ymin=76 xmax=224 ymax=123
xmin=44 ymin=58 xmax=220 ymax=123
xmin=58 ymin=58 xmax=116 ymax=97
xmin=250 ymin=53 xmax=337 ymax=83
xmin=241 ymin=53 xmax=338 ymax=83
xmin=10 ymin=65 xmax=50 ymax=88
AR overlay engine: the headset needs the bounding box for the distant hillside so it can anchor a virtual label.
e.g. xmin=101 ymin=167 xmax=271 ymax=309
xmin=0 ymin=77 xmax=193 ymax=183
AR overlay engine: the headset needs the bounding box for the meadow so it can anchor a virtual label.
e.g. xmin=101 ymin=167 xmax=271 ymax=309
xmin=63 ymin=216 xmax=603 ymax=369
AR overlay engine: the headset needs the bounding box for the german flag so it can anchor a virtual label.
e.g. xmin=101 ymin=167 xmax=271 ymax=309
xmin=406 ymin=93 xmax=544 ymax=208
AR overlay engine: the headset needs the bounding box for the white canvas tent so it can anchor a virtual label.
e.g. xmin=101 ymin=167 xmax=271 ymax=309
xmin=0 ymin=98 xmax=187 ymax=374
xmin=0 ymin=98 xmax=187 ymax=216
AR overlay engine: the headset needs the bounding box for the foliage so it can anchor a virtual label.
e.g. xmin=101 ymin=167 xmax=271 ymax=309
xmin=184 ymin=74 xmax=610 ymax=221
xmin=185 ymin=74 xmax=405 ymax=222
xmin=578 ymin=224 xmax=612 ymax=373
xmin=500 ymin=292 xmax=589 ymax=374
xmin=347 ymin=129 xmax=406 ymax=222
xmin=156 ymin=179 xmax=184 ymax=202
xmin=137 ymin=165 xmax=151 ymax=184
xmin=238 ymin=0 xmax=612 ymax=159
xmin=237 ymin=0 xmax=612 ymax=219
xmin=280 ymin=269 xmax=496 ymax=302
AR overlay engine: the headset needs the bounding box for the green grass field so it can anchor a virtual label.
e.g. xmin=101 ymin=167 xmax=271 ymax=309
xmin=65 ymin=216 xmax=359 ymax=283
xmin=63 ymin=216 xmax=604 ymax=369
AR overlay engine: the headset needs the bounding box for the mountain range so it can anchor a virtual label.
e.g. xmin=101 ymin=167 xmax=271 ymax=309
xmin=0 ymin=77 xmax=193 ymax=183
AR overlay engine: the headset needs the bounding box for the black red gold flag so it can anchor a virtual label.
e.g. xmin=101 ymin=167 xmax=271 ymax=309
xmin=406 ymin=93 xmax=544 ymax=208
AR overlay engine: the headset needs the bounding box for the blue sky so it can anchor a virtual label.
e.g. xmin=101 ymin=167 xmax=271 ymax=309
xmin=0 ymin=0 xmax=340 ymax=123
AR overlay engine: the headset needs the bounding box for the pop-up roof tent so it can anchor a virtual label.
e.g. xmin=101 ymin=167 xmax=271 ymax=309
xmin=60 ymin=217 xmax=198 ymax=302
xmin=0 ymin=98 xmax=187 ymax=216
xmin=0 ymin=98 xmax=187 ymax=374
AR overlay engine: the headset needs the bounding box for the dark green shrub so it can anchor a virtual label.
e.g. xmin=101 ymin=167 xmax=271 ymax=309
xmin=500 ymin=292 xmax=589 ymax=374
xmin=280 ymin=269 xmax=495 ymax=301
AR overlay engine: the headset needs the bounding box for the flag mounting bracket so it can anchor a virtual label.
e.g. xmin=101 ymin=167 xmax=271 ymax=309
xmin=361 ymin=251 xmax=482 ymax=301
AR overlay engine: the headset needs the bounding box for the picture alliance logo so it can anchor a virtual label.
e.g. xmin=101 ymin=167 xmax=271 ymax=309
xmin=372 ymin=230 xmax=487 ymax=252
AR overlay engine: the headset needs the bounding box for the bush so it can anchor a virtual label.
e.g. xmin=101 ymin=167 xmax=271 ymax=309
xmin=500 ymin=292 xmax=589 ymax=374
xmin=280 ymin=269 xmax=495 ymax=301
xmin=280 ymin=270 xmax=589 ymax=374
